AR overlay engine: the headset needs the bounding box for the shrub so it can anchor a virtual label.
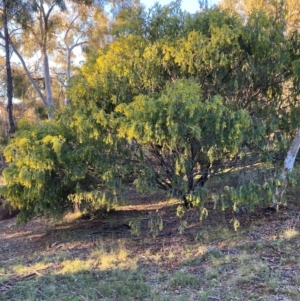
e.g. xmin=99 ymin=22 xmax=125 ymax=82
xmin=0 ymin=117 xmax=124 ymax=222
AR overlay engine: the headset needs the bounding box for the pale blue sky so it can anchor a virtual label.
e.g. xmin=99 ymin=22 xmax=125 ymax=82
xmin=140 ymin=0 xmax=219 ymax=13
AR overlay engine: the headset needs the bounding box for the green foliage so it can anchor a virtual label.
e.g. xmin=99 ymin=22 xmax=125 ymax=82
xmin=0 ymin=111 xmax=129 ymax=222
xmin=220 ymin=180 xmax=274 ymax=212
xmin=1 ymin=120 xmax=74 ymax=221
xmin=148 ymin=212 xmax=164 ymax=237
xmin=117 ymin=79 xmax=253 ymax=206
xmin=2 ymin=2 xmax=300 ymax=222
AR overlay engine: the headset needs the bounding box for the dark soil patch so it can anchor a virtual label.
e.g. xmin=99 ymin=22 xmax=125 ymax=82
xmin=0 ymin=189 xmax=298 ymax=265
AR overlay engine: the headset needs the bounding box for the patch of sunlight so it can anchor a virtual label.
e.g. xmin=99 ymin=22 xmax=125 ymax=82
xmin=12 ymin=264 xmax=30 ymax=275
xmin=59 ymin=258 xmax=94 ymax=274
xmin=12 ymin=262 xmax=52 ymax=276
xmin=118 ymin=248 xmax=128 ymax=261
xmin=27 ymin=233 xmax=47 ymax=240
xmin=91 ymin=243 xmax=129 ymax=268
xmin=197 ymin=245 xmax=208 ymax=255
xmin=63 ymin=211 xmax=84 ymax=222
xmin=91 ymin=245 xmax=138 ymax=270
xmin=144 ymin=249 xmax=151 ymax=257
xmin=167 ymin=251 xmax=175 ymax=259
xmin=142 ymin=248 xmax=162 ymax=262
xmin=119 ymin=258 xmax=138 ymax=270
xmin=283 ymin=228 xmax=299 ymax=239
xmin=44 ymin=241 xmax=87 ymax=256
xmin=117 ymin=198 xmax=181 ymax=212
xmin=152 ymin=253 xmax=162 ymax=262
xmin=5 ymin=231 xmax=31 ymax=239
xmin=99 ymin=252 xmax=122 ymax=269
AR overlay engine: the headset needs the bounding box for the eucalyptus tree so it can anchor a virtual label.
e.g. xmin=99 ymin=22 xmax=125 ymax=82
xmin=53 ymin=0 xmax=109 ymax=105
xmin=0 ymin=0 xmax=15 ymax=134
xmin=1 ymin=6 xmax=15 ymax=135
xmin=218 ymin=0 xmax=300 ymax=31
xmin=0 ymin=0 xmax=28 ymax=135
xmin=7 ymin=0 xmax=69 ymax=120
xmin=8 ymin=0 xmax=139 ymax=118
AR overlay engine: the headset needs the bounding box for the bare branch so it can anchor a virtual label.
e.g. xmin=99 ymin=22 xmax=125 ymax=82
xmin=9 ymin=41 xmax=47 ymax=105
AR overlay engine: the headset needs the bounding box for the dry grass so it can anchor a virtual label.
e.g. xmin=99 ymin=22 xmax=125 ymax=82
xmin=2 ymin=184 xmax=300 ymax=300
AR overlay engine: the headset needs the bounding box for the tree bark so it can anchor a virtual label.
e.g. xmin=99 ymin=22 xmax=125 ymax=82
xmin=274 ymin=128 xmax=300 ymax=203
xmin=43 ymin=51 xmax=54 ymax=119
xmin=5 ymin=0 xmax=56 ymax=120
xmin=3 ymin=0 xmax=15 ymax=136
xmin=10 ymin=43 xmax=48 ymax=105
xmin=64 ymin=47 xmax=71 ymax=105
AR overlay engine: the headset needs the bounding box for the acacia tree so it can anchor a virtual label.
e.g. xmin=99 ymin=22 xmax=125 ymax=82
xmin=217 ymin=0 xmax=300 ymax=204
xmin=1 ymin=3 xmax=300 ymax=221
xmin=117 ymin=79 xmax=253 ymax=208
xmin=0 ymin=0 xmax=143 ymax=221
xmin=70 ymin=4 xmax=300 ymax=209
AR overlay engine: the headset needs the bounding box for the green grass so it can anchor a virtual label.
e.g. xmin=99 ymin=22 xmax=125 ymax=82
xmin=170 ymin=270 xmax=199 ymax=288
xmin=1 ymin=235 xmax=300 ymax=301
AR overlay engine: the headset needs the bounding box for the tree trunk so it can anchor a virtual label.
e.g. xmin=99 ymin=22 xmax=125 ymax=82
xmin=64 ymin=47 xmax=71 ymax=105
xmin=274 ymin=128 xmax=300 ymax=204
xmin=10 ymin=44 xmax=47 ymax=105
xmin=43 ymin=51 xmax=54 ymax=119
xmin=3 ymin=1 xmax=15 ymax=136
xmin=10 ymin=44 xmax=54 ymax=120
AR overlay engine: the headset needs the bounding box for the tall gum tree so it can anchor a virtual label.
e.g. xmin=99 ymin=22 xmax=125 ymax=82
xmin=53 ymin=1 xmax=108 ymax=105
xmin=2 ymin=0 xmax=15 ymax=135
xmin=0 ymin=0 xmax=31 ymax=133
xmin=9 ymin=0 xmax=68 ymax=119
xmin=218 ymin=0 xmax=300 ymax=30
xmin=0 ymin=0 xmax=23 ymax=135
xmin=9 ymin=0 xmax=138 ymax=118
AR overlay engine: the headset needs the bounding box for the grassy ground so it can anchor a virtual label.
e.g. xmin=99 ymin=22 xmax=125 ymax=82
xmin=1 ymin=188 xmax=300 ymax=300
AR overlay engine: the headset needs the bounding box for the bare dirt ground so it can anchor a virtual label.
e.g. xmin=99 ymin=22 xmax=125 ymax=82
xmin=0 ymin=189 xmax=298 ymax=265
xmin=1 ymin=189 xmax=300 ymax=300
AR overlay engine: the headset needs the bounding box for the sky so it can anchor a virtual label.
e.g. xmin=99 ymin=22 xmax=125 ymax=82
xmin=140 ymin=0 xmax=219 ymax=13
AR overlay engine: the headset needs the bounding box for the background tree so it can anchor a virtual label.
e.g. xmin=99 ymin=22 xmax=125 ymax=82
xmin=8 ymin=0 xmax=138 ymax=118
xmin=8 ymin=0 xmax=69 ymax=119
xmin=0 ymin=0 xmax=29 ymax=135
xmin=53 ymin=1 xmax=108 ymax=105
xmin=218 ymin=0 xmax=300 ymax=31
